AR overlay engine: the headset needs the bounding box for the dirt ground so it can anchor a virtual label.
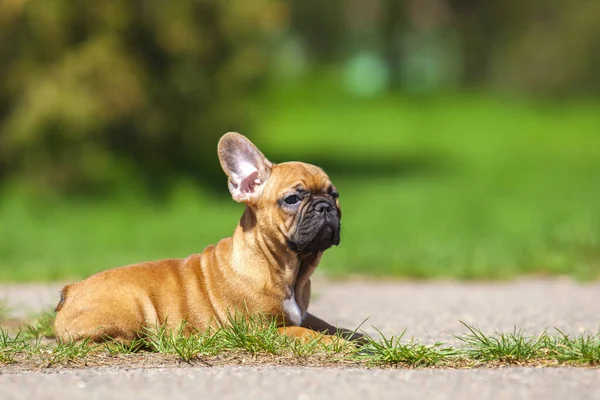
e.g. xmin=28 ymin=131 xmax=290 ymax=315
xmin=1 ymin=278 xmax=600 ymax=399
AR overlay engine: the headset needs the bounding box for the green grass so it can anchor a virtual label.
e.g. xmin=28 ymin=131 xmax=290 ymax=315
xmin=1 ymin=310 xmax=599 ymax=369
xmin=357 ymin=329 xmax=457 ymax=367
xmin=1 ymin=80 xmax=599 ymax=281
xmin=456 ymin=322 xmax=600 ymax=366
xmin=19 ymin=310 xmax=56 ymax=340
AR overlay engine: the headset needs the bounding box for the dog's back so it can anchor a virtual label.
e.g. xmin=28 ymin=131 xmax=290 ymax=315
xmin=54 ymin=255 xmax=212 ymax=342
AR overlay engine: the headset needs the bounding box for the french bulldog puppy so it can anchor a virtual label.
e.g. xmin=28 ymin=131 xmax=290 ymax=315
xmin=54 ymin=132 xmax=360 ymax=343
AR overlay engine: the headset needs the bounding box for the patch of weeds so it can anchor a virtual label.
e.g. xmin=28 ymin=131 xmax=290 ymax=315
xmin=42 ymin=338 xmax=95 ymax=365
xmin=541 ymin=329 xmax=600 ymax=366
xmin=2 ymin=312 xmax=98 ymax=367
xmin=104 ymin=338 xmax=147 ymax=356
xmin=0 ymin=327 xmax=27 ymax=364
xmin=140 ymin=313 xmax=352 ymax=363
xmin=20 ymin=309 xmax=56 ymax=340
xmin=456 ymin=322 xmax=544 ymax=364
xmin=142 ymin=320 xmax=217 ymax=362
xmin=286 ymin=334 xmax=323 ymax=358
xmin=324 ymin=332 xmax=356 ymax=355
xmin=2 ymin=314 xmax=599 ymax=369
xmin=216 ymin=313 xmax=285 ymax=355
xmin=358 ymin=329 xmax=457 ymax=367
xmin=456 ymin=322 xmax=600 ymax=366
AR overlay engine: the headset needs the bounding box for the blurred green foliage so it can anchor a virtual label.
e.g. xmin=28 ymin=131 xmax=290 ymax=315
xmin=0 ymin=1 xmax=599 ymax=281
xmin=1 ymin=0 xmax=599 ymax=195
xmin=1 ymin=82 xmax=599 ymax=281
xmin=0 ymin=0 xmax=284 ymax=194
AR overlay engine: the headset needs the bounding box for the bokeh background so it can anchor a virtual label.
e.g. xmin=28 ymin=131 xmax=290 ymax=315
xmin=1 ymin=0 xmax=599 ymax=281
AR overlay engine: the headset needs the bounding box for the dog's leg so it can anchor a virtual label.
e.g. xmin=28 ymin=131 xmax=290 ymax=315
xmin=276 ymin=326 xmax=346 ymax=345
xmin=301 ymin=313 xmax=365 ymax=343
xmin=296 ymin=278 xmax=365 ymax=343
xmin=55 ymin=312 xmax=139 ymax=344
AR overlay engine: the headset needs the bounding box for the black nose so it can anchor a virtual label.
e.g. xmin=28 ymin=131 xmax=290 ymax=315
xmin=315 ymin=201 xmax=332 ymax=214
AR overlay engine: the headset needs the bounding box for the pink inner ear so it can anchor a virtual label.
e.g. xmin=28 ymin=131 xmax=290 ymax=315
xmin=240 ymin=171 xmax=260 ymax=194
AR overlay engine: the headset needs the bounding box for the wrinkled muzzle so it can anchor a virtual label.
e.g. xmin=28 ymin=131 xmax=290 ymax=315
xmin=287 ymin=199 xmax=340 ymax=254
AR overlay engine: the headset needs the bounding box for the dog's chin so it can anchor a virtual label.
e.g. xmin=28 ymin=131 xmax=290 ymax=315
xmin=287 ymin=225 xmax=340 ymax=255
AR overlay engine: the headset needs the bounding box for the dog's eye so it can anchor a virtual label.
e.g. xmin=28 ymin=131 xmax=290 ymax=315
xmin=284 ymin=195 xmax=301 ymax=205
xmin=331 ymin=191 xmax=339 ymax=199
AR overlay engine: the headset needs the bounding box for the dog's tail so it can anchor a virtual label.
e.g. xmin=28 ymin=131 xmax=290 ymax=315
xmin=54 ymin=285 xmax=70 ymax=312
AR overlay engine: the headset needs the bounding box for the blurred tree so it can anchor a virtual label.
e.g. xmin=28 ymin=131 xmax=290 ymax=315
xmin=488 ymin=0 xmax=600 ymax=96
xmin=0 ymin=0 xmax=598 ymax=199
xmin=0 ymin=0 xmax=285 ymax=196
xmin=289 ymin=0 xmax=346 ymax=62
xmin=448 ymin=0 xmax=600 ymax=96
xmin=289 ymin=0 xmax=600 ymax=97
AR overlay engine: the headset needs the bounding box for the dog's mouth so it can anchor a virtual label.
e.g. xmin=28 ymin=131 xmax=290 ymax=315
xmin=315 ymin=224 xmax=339 ymax=248
xmin=288 ymin=223 xmax=340 ymax=254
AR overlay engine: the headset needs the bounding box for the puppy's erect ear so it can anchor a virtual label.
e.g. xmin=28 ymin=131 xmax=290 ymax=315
xmin=218 ymin=132 xmax=273 ymax=203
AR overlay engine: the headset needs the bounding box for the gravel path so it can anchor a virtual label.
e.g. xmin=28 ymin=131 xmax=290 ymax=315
xmin=2 ymin=366 xmax=599 ymax=400
xmin=1 ymin=278 xmax=600 ymax=399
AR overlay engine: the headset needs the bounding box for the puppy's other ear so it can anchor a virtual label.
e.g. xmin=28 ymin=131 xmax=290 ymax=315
xmin=218 ymin=132 xmax=273 ymax=203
